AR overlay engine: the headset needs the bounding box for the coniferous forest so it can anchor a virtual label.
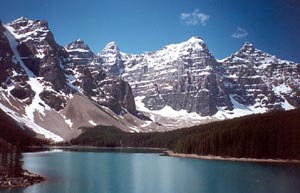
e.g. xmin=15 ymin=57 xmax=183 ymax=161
xmin=71 ymin=109 xmax=300 ymax=160
xmin=0 ymin=109 xmax=47 ymax=148
xmin=0 ymin=109 xmax=47 ymax=179
xmin=0 ymin=139 xmax=23 ymax=177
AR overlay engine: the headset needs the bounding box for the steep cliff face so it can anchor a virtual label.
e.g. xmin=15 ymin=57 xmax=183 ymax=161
xmin=97 ymin=37 xmax=227 ymax=116
xmin=65 ymin=39 xmax=96 ymax=66
xmin=64 ymin=40 xmax=138 ymax=116
xmin=0 ymin=21 xmax=15 ymax=83
xmin=126 ymin=36 xmax=224 ymax=116
xmin=221 ymin=42 xmax=300 ymax=111
xmin=97 ymin=37 xmax=299 ymax=119
xmin=7 ymin=17 xmax=69 ymax=92
xmin=98 ymin=41 xmax=125 ymax=75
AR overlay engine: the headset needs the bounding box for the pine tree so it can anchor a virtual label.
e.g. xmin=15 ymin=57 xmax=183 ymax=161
xmin=14 ymin=146 xmax=23 ymax=177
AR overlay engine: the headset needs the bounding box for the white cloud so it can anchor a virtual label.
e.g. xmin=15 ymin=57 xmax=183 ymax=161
xmin=180 ymin=9 xmax=210 ymax=26
xmin=232 ymin=27 xmax=248 ymax=39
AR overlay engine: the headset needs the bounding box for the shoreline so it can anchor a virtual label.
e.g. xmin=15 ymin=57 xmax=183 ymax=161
xmin=0 ymin=169 xmax=45 ymax=189
xmin=27 ymin=145 xmax=300 ymax=164
xmin=47 ymin=145 xmax=167 ymax=151
xmin=26 ymin=145 xmax=168 ymax=154
xmin=27 ymin=145 xmax=167 ymax=152
xmin=164 ymin=150 xmax=300 ymax=164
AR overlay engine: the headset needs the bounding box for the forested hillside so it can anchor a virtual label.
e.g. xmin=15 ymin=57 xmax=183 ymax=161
xmin=71 ymin=109 xmax=300 ymax=160
xmin=0 ymin=109 xmax=47 ymax=148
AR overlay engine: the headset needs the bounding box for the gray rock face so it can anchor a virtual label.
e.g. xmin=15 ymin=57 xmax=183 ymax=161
xmin=64 ymin=39 xmax=137 ymax=115
xmin=222 ymin=42 xmax=300 ymax=111
xmin=99 ymin=77 xmax=137 ymax=115
xmin=0 ymin=21 xmax=14 ymax=83
xmin=98 ymin=42 xmax=125 ymax=75
xmin=64 ymin=63 xmax=137 ymax=115
xmin=39 ymin=90 xmax=67 ymax=111
xmin=65 ymin=39 xmax=96 ymax=66
xmin=119 ymin=37 xmax=230 ymax=116
xmin=97 ymin=37 xmax=300 ymax=116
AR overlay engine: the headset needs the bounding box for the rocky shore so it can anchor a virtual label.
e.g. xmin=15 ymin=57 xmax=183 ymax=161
xmin=0 ymin=169 xmax=45 ymax=189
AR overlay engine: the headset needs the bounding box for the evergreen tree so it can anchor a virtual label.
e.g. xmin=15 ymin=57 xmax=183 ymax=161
xmin=14 ymin=146 xmax=23 ymax=177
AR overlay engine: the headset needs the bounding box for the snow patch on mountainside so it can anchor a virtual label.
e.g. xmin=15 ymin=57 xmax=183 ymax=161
xmin=273 ymin=85 xmax=295 ymax=110
xmin=0 ymin=96 xmax=63 ymax=142
xmin=135 ymin=96 xmax=209 ymax=123
xmin=88 ymin=120 xmax=97 ymax=126
xmin=213 ymin=95 xmax=268 ymax=120
xmin=273 ymin=84 xmax=292 ymax=95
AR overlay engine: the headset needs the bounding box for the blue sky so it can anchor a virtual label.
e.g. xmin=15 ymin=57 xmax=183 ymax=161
xmin=1 ymin=0 xmax=300 ymax=61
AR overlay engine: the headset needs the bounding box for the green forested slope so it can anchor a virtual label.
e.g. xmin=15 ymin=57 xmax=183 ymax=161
xmin=71 ymin=109 xmax=300 ymax=159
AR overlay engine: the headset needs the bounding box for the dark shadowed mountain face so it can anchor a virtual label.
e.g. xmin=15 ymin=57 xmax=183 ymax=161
xmin=0 ymin=17 xmax=299 ymax=142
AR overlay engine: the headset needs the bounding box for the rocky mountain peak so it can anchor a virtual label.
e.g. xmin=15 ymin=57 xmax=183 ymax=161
xmin=66 ymin=39 xmax=92 ymax=52
xmin=187 ymin=36 xmax=204 ymax=43
xmin=242 ymin=41 xmax=254 ymax=47
xmin=98 ymin=41 xmax=124 ymax=75
xmin=102 ymin=41 xmax=120 ymax=52
xmin=222 ymin=42 xmax=276 ymax=65
xmin=239 ymin=42 xmax=256 ymax=54
xmin=8 ymin=17 xmax=31 ymax=25
xmin=7 ymin=17 xmax=50 ymax=39
xmin=65 ymin=39 xmax=96 ymax=66
xmin=165 ymin=36 xmax=208 ymax=53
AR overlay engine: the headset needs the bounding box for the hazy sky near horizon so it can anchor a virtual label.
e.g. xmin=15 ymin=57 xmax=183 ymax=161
xmin=1 ymin=0 xmax=300 ymax=61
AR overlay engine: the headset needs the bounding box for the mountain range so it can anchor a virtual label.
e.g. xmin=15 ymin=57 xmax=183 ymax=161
xmin=0 ymin=17 xmax=299 ymax=142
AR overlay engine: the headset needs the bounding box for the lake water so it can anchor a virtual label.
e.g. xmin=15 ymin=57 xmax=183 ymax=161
xmin=2 ymin=149 xmax=300 ymax=193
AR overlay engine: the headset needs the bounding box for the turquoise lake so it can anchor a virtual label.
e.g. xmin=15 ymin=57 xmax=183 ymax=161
xmin=2 ymin=149 xmax=300 ymax=193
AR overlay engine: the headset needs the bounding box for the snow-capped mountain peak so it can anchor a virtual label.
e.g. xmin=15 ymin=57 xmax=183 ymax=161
xmin=65 ymin=39 xmax=96 ymax=66
xmin=7 ymin=17 xmax=32 ymax=26
xmin=164 ymin=36 xmax=208 ymax=53
xmin=222 ymin=42 xmax=275 ymax=65
xmin=98 ymin=41 xmax=125 ymax=75
xmin=187 ymin=36 xmax=205 ymax=44
xmin=102 ymin=41 xmax=120 ymax=53
xmin=7 ymin=17 xmax=50 ymax=42
xmin=66 ymin=39 xmax=92 ymax=52
xmin=242 ymin=41 xmax=254 ymax=48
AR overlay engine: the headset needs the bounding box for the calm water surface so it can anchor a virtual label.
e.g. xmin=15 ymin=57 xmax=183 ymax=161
xmin=2 ymin=149 xmax=300 ymax=193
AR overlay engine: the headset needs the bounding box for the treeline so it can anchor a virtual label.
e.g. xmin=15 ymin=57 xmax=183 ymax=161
xmin=0 ymin=139 xmax=23 ymax=177
xmin=71 ymin=109 xmax=300 ymax=160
